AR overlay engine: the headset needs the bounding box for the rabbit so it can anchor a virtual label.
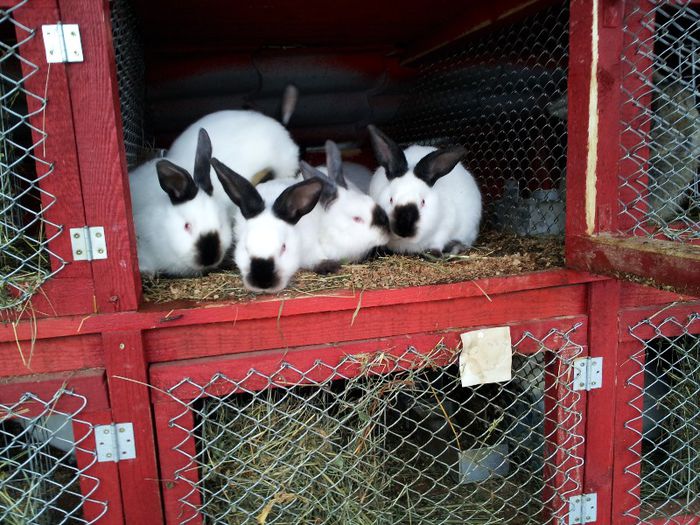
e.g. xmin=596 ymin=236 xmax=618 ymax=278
xmin=129 ymin=128 xmax=233 ymax=276
xmin=296 ymin=140 xmax=390 ymax=272
xmin=210 ymin=157 xmax=324 ymax=293
xmin=367 ymin=125 xmax=482 ymax=255
xmin=167 ymin=107 xmax=300 ymax=215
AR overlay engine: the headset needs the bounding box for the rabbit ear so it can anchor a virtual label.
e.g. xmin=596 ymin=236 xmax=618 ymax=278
xmin=272 ymin=178 xmax=323 ymax=225
xmin=368 ymin=125 xmax=407 ymax=180
xmin=156 ymin=160 xmax=198 ymax=204
xmin=211 ymin=157 xmax=265 ymax=219
xmin=413 ymin=146 xmax=466 ymax=187
xmin=193 ymin=128 xmax=213 ymax=195
xmin=299 ymin=160 xmax=338 ymax=205
xmin=281 ymin=84 xmax=299 ymax=126
xmin=324 ymin=140 xmax=347 ymax=189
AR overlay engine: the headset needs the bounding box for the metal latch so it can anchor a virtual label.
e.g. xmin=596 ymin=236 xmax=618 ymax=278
xmin=42 ymin=23 xmax=83 ymax=63
xmin=70 ymin=226 xmax=107 ymax=261
xmin=568 ymin=493 xmax=597 ymax=524
xmin=573 ymin=357 xmax=603 ymax=391
xmin=95 ymin=423 xmax=136 ymax=462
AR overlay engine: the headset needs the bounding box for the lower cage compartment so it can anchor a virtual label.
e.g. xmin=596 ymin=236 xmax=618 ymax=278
xmin=151 ymin=322 xmax=585 ymax=524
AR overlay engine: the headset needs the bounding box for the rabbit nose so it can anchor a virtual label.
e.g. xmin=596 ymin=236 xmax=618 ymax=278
xmin=392 ymin=203 xmax=419 ymax=238
xmin=371 ymin=204 xmax=391 ymax=234
xmin=196 ymin=231 xmax=222 ymax=267
xmin=248 ymin=257 xmax=280 ymax=291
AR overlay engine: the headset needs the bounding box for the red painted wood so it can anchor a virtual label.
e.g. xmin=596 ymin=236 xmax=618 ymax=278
xmin=582 ymin=279 xmax=621 ymax=525
xmin=401 ymin=0 xmax=558 ymax=64
xmin=611 ymin=340 xmax=646 ymax=525
xmin=149 ymin=316 xmax=588 ymax=401
xmin=0 ymin=334 xmax=102 ymax=378
xmin=592 ymin=0 xmax=625 ymax=233
xmin=74 ymin=409 xmax=125 ymax=525
xmin=12 ymin=278 xmax=97 ymax=320
xmin=542 ymin=345 xmax=588 ymax=524
xmin=567 ymin=235 xmax=700 ymax=297
xmin=619 ymin=302 xmax=700 ymax=342
xmin=0 ymin=270 xmax=598 ymax=344
xmin=153 ymin=401 xmax=203 ymax=525
xmin=145 ymin=285 xmax=588 ymax=363
xmin=57 ymin=0 xmax=142 ymax=313
xmin=10 ymin=0 xmax=97 ymax=314
xmin=102 ymin=331 xmax=164 ymax=524
xmin=564 ymin=0 xmax=594 ymax=245
xmin=617 ymin=0 xmax=654 ymax=234
xmin=620 ymin=281 xmax=694 ymax=309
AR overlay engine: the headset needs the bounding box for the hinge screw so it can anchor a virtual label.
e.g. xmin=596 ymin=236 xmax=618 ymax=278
xmin=119 ymin=427 xmax=125 ymax=433
xmin=76 ymin=249 xmax=83 ymax=256
xmin=103 ymin=429 xmax=109 ymax=435
xmin=95 ymin=232 xmax=102 ymax=238
xmin=106 ymin=453 xmax=112 ymax=458
xmin=579 ymin=382 xmax=585 ymax=388
xmin=97 ymin=248 xmax=104 ymax=255
xmin=73 ymin=232 xmax=80 ymax=238
xmin=119 ymin=343 xmax=125 ymax=350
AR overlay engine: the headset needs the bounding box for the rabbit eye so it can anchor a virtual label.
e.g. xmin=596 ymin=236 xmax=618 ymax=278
xmin=353 ymin=216 xmax=364 ymax=224
xmin=420 ymin=199 xmax=426 ymax=208
xmin=184 ymin=222 xmax=193 ymax=233
xmin=389 ymin=197 xmax=394 ymax=205
xmin=280 ymin=243 xmax=287 ymax=256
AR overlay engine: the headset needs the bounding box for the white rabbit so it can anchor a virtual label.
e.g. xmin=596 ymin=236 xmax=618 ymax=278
xmin=167 ymin=110 xmax=300 ymax=215
xmin=368 ymin=125 xmax=482 ymax=255
xmin=210 ymin=158 xmax=323 ymax=293
xmin=297 ymin=140 xmax=390 ymax=272
xmin=129 ymin=129 xmax=233 ymax=276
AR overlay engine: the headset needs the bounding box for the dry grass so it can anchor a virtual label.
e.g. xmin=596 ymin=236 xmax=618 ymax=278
xmin=143 ymin=231 xmax=564 ymax=304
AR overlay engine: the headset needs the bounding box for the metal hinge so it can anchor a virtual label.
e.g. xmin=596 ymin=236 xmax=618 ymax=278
xmin=568 ymin=493 xmax=597 ymax=524
xmin=70 ymin=226 xmax=107 ymax=261
xmin=42 ymin=23 xmax=83 ymax=63
xmin=572 ymin=357 xmax=603 ymax=391
xmin=95 ymin=423 xmax=136 ymax=462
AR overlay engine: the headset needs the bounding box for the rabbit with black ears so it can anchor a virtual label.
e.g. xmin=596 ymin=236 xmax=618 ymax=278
xmin=368 ymin=125 xmax=482 ymax=255
xmin=298 ymin=140 xmax=391 ymax=273
xmin=129 ymin=128 xmax=233 ymax=276
xmin=167 ymin=89 xmax=301 ymax=216
xmin=210 ymin=158 xmax=324 ymax=293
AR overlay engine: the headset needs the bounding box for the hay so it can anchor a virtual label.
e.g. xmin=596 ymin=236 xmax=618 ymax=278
xmin=641 ymin=333 xmax=700 ymax=518
xmin=143 ymin=231 xmax=564 ymax=303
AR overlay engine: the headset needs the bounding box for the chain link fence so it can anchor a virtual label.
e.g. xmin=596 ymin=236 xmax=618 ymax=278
xmin=159 ymin=325 xmax=584 ymax=524
xmin=620 ymin=2 xmax=700 ymax=241
xmin=625 ymin=311 xmax=700 ymax=523
xmin=0 ymin=2 xmax=65 ymax=310
xmin=110 ymin=0 xmax=146 ymax=169
xmin=0 ymin=386 xmax=107 ymax=524
xmin=388 ymin=2 xmax=568 ymax=237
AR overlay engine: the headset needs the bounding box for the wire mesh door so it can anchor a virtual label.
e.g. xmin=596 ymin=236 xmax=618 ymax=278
xmin=0 ymin=373 xmax=121 ymax=524
xmin=152 ymin=322 xmax=586 ymax=525
xmin=0 ymin=0 xmax=96 ymax=316
xmin=616 ymin=306 xmax=700 ymax=525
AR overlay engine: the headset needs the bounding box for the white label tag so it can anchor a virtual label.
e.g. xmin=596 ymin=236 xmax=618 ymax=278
xmin=459 ymin=327 xmax=512 ymax=387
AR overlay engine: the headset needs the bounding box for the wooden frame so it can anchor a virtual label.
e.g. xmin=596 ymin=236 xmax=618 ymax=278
xmin=150 ymin=318 xmax=588 ymax=524
xmin=566 ymin=0 xmax=700 ymax=296
xmin=0 ymin=370 xmax=125 ymax=524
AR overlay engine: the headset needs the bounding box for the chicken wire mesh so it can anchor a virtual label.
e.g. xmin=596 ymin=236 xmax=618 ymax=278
xmin=0 ymin=2 xmax=65 ymax=310
xmin=620 ymin=2 xmax=700 ymax=241
xmin=0 ymin=387 xmax=107 ymax=524
xmin=388 ymin=1 xmax=568 ymax=237
xmin=110 ymin=0 xmax=146 ymax=169
xmin=625 ymin=311 xmax=700 ymax=523
xmin=161 ymin=325 xmax=584 ymax=525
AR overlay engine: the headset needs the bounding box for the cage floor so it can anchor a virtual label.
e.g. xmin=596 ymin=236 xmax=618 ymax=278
xmin=142 ymin=231 xmax=564 ymax=303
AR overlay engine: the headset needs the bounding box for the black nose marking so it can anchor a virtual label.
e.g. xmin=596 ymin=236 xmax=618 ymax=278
xmin=248 ymin=257 xmax=280 ymax=290
xmin=371 ymin=204 xmax=390 ymax=233
xmin=196 ymin=231 xmax=221 ymax=268
xmin=392 ymin=203 xmax=419 ymax=238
